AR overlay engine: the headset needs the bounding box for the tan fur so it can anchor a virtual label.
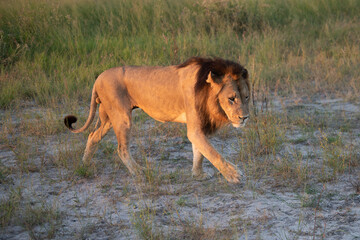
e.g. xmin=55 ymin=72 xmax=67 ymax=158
xmin=64 ymin=57 xmax=250 ymax=183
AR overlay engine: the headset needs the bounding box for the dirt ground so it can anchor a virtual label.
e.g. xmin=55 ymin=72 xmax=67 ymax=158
xmin=1 ymin=97 xmax=359 ymax=240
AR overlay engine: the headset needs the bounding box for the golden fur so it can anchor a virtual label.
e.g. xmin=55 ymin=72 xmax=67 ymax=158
xmin=64 ymin=57 xmax=250 ymax=183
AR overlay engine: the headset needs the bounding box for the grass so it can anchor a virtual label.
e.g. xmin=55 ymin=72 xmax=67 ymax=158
xmin=21 ymin=203 xmax=62 ymax=239
xmin=131 ymin=204 xmax=161 ymax=240
xmin=1 ymin=0 xmax=360 ymax=239
xmin=1 ymin=187 xmax=61 ymax=238
xmin=0 ymin=187 xmax=22 ymax=227
xmin=319 ymin=131 xmax=360 ymax=179
xmin=1 ymin=0 xmax=359 ymax=108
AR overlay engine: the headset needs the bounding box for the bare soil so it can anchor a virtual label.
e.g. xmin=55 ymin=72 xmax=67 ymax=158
xmin=0 ymin=97 xmax=359 ymax=240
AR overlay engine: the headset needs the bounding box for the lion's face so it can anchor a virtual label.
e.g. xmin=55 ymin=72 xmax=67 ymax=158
xmin=207 ymin=72 xmax=250 ymax=128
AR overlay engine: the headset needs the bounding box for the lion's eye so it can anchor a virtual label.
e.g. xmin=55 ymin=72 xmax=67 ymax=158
xmin=229 ymin=97 xmax=235 ymax=103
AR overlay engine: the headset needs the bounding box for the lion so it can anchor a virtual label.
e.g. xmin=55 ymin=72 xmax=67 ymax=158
xmin=64 ymin=57 xmax=250 ymax=183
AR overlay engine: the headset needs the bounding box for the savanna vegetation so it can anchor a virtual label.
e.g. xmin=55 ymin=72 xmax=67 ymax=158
xmin=1 ymin=0 xmax=359 ymax=239
xmin=1 ymin=0 xmax=359 ymax=108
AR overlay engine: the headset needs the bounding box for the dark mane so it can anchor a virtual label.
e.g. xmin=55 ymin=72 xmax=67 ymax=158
xmin=178 ymin=57 xmax=249 ymax=135
xmin=177 ymin=57 xmax=248 ymax=93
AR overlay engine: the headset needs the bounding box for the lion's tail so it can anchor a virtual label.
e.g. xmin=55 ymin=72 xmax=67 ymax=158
xmin=64 ymin=86 xmax=98 ymax=133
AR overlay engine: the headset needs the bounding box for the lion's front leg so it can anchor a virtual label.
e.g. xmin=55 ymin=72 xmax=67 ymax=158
xmin=188 ymin=131 xmax=243 ymax=183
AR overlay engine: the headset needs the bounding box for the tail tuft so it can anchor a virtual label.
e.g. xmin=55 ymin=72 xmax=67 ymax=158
xmin=64 ymin=115 xmax=78 ymax=130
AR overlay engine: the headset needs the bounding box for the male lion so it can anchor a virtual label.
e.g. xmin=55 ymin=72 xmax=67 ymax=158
xmin=64 ymin=57 xmax=250 ymax=183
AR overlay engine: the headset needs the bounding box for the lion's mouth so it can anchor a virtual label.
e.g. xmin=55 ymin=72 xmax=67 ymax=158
xmin=232 ymin=122 xmax=246 ymax=128
xmin=231 ymin=116 xmax=249 ymax=128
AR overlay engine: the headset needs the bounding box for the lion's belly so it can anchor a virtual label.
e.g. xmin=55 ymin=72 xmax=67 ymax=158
xmin=133 ymin=86 xmax=186 ymax=123
xmin=123 ymin=66 xmax=187 ymax=123
xmin=144 ymin=111 xmax=186 ymax=123
xmin=139 ymin=103 xmax=187 ymax=123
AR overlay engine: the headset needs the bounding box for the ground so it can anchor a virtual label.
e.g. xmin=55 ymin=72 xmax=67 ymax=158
xmin=0 ymin=96 xmax=359 ymax=240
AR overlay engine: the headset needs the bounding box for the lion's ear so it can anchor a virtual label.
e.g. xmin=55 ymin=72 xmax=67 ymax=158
xmin=206 ymin=71 xmax=223 ymax=85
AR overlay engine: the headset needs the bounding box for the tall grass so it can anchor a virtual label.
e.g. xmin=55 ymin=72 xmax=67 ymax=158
xmin=1 ymin=0 xmax=359 ymax=108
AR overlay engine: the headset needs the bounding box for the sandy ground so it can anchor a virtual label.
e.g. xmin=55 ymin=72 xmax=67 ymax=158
xmin=0 ymin=97 xmax=359 ymax=239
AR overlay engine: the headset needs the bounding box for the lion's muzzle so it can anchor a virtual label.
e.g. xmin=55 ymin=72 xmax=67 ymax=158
xmin=232 ymin=115 xmax=249 ymax=128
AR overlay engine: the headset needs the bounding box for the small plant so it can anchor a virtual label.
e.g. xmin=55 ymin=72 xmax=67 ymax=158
xmin=100 ymin=141 xmax=117 ymax=156
xmin=291 ymin=136 xmax=308 ymax=145
xmin=245 ymin=111 xmax=285 ymax=156
xmin=304 ymin=184 xmax=318 ymax=195
xmin=161 ymin=170 xmax=181 ymax=183
xmin=272 ymin=150 xmax=310 ymax=188
xmin=319 ymin=132 xmax=357 ymax=179
xmin=75 ymin=164 xmax=94 ymax=178
xmin=271 ymin=150 xmax=310 ymax=188
xmin=326 ymin=135 xmax=341 ymax=145
xmin=21 ymin=203 xmax=62 ymax=239
xmin=54 ymin=138 xmax=84 ymax=171
xmin=130 ymin=203 xmax=162 ymax=240
xmin=237 ymin=109 xmax=286 ymax=183
xmin=301 ymin=192 xmax=319 ymax=208
xmin=0 ymin=165 xmax=12 ymax=184
xmin=0 ymin=188 xmax=21 ymax=227
xmin=176 ymin=196 xmax=187 ymax=207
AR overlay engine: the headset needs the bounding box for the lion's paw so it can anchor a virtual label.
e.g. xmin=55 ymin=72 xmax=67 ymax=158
xmin=192 ymin=168 xmax=214 ymax=181
xmin=221 ymin=162 xmax=244 ymax=184
xmin=128 ymin=162 xmax=145 ymax=177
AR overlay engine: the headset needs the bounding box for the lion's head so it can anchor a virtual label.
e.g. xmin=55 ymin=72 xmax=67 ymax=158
xmin=208 ymin=69 xmax=250 ymax=128
xmin=179 ymin=57 xmax=250 ymax=134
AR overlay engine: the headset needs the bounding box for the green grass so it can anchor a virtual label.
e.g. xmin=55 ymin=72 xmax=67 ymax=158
xmin=1 ymin=0 xmax=359 ymax=108
xmin=21 ymin=203 xmax=62 ymax=239
xmin=0 ymin=188 xmax=61 ymax=239
xmin=319 ymin=132 xmax=359 ymax=179
xmin=0 ymin=188 xmax=22 ymax=227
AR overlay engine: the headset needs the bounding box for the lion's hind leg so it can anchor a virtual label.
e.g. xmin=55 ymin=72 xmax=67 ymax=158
xmin=82 ymin=104 xmax=112 ymax=165
xmin=106 ymin=107 xmax=142 ymax=176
